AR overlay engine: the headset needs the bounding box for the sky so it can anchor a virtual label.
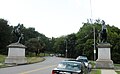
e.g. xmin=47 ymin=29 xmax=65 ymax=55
xmin=0 ymin=0 xmax=120 ymax=38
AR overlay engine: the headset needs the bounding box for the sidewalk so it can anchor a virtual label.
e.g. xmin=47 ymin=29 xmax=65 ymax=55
xmin=101 ymin=69 xmax=117 ymax=74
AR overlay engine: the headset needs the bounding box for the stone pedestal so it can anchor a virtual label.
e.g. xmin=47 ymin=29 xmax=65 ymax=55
xmin=96 ymin=43 xmax=114 ymax=69
xmin=5 ymin=43 xmax=27 ymax=65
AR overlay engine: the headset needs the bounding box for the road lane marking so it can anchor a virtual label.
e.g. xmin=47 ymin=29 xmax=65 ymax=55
xmin=19 ymin=65 xmax=56 ymax=74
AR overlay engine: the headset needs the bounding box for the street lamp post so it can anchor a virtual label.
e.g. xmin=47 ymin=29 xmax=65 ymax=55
xmin=65 ymin=39 xmax=67 ymax=58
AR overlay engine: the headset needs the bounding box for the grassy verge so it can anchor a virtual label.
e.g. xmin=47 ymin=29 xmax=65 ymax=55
xmin=0 ymin=55 xmax=45 ymax=68
xmin=86 ymin=61 xmax=101 ymax=74
xmin=89 ymin=61 xmax=120 ymax=74
xmin=90 ymin=69 xmax=101 ymax=74
xmin=0 ymin=55 xmax=7 ymax=68
xmin=115 ymin=64 xmax=120 ymax=74
xmin=38 ymin=53 xmax=49 ymax=57
xmin=0 ymin=55 xmax=6 ymax=63
xmin=27 ymin=57 xmax=45 ymax=64
xmin=89 ymin=61 xmax=96 ymax=68
xmin=114 ymin=64 xmax=120 ymax=68
xmin=26 ymin=53 xmax=50 ymax=57
xmin=116 ymin=71 xmax=120 ymax=74
xmin=114 ymin=64 xmax=120 ymax=66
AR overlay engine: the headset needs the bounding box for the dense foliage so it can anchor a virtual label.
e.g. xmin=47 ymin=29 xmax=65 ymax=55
xmin=0 ymin=18 xmax=50 ymax=56
xmin=52 ymin=19 xmax=120 ymax=63
xmin=0 ymin=18 xmax=120 ymax=63
xmin=0 ymin=19 xmax=12 ymax=54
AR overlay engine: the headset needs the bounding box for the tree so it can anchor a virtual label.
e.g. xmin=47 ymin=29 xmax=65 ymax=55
xmin=0 ymin=18 xmax=12 ymax=54
xmin=75 ymin=19 xmax=120 ymax=63
xmin=53 ymin=36 xmax=66 ymax=56
xmin=66 ymin=33 xmax=77 ymax=58
xmin=25 ymin=38 xmax=42 ymax=56
xmin=48 ymin=37 xmax=56 ymax=53
xmin=23 ymin=27 xmax=40 ymax=43
xmin=1 ymin=18 xmax=120 ymax=63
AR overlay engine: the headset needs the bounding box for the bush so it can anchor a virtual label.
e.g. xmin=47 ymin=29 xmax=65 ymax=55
xmin=112 ymin=53 xmax=120 ymax=64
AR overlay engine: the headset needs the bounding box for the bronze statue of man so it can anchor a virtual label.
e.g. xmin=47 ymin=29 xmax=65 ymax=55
xmin=100 ymin=20 xmax=107 ymax=43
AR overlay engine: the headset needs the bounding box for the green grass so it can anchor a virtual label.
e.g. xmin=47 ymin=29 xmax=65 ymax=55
xmin=114 ymin=63 xmax=120 ymax=72
xmin=38 ymin=53 xmax=49 ymax=57
xmin=89 ymin=61 xmax=120 ymax=74
xmin=90 ymin=69 xmax=101 ymax=74
xmin=0 ymin=54 xmax=45 ymax=68
xmin=89 ymin=61 xmax=96 ymax=68
xmin=84 ymin=61 xmax=101 ymax=74
xmin=26 ymin=53 xmax=50 ymax=57
xmin=27 ymin=57 xmax=45 ymax=64
xmin=0 ymin=55 xmax=7 ymax=68
xmin=115 ymin=64 xmax=120 ymax=74
xmin=116 ymin=71 xmax=120 ymax=74
xmin=0 ymin=55 xmax=6 ymax=63
xmin=114 ymin=64 xmax=120 ymax=67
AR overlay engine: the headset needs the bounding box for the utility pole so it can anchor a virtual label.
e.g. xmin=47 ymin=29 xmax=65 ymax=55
xmin=93 ymin=27 xmax=96 ymax=61
xmin=90 ymin=0 xmax=96 ymax=61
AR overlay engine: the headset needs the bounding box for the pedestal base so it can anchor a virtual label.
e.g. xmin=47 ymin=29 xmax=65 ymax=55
xmin=96 ymin=59 xmax=114 ymax=69
xmin=96 ymin=43 xmax=114 ymax=69
xmin=5 ymin=43 xmax=27 ymax=65
xmin=5 ymin=56 xmax=27 ymax=65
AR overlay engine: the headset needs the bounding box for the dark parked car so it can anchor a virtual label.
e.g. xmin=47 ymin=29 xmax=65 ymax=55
xmin=52 ymin=60 xmax=88 ymax=74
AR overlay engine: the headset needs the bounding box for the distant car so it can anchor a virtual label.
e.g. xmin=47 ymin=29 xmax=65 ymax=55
xmin=76 ymin=56 xmax=89 ymax=68
xmin=54 ymin=54 xmax=61 ymax=57
xmin=50 ymin=54 xmax=54 ymax=57
xmin=52 ymin=60 xmax=88 ymax=74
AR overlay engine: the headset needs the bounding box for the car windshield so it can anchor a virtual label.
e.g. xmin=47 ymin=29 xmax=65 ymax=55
xmin=57 ymin=61 xmax=81 ymax=71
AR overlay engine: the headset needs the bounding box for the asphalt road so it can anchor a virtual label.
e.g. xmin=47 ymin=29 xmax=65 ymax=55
xmin=0 ymin=56 xmax=67 ymax=74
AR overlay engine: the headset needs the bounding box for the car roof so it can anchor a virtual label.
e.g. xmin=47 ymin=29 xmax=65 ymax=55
xmin=77 ymin=56 xmax=88 ymax=59
xmin=77 ymin=56 xmax=87 ymax=58
xmin=62 ymin=60 xmax=82 ymax=64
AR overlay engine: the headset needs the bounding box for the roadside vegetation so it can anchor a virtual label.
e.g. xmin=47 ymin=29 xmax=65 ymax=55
xmin=1 ymin=18 xmax=120 ymax=65
xmin=27 ymin=57 xmax=45 ymax=64
xmin=89 ymin=61 xmax=120 ymax=74
xmin=26 ymin=52 xmax=50 ymax=57
xmin=0 ymin=55 xmax=7 ymax=68
xmin=115 ymin=64 xmax=120 ymax=74
xmin=114 ymin=64 xmax=120 ymax=68
xmin=89 ymin=61 xmax=96 ymax=68
xmin=0 ymin=54 xmax=45 ymax=68
xmin=90 ymin=69 xmax=101 ymax=74
xmin=0 ymin=55 xmax=6 ymax=63
xmin=89 ymin=61 xmax=101 ymax=74
xmin=116 ymin=71 xmax=120 ymax=74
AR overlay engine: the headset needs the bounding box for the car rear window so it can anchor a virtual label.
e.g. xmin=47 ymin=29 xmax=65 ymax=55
xmin=57 ymin=62 xmax=81 ymax=71
xmin=77 ymin=59 xmax=88 ymax=62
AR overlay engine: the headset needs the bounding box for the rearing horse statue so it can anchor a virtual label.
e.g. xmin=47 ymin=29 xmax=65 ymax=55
xmin=12 ymin=24 xmax=24 ymax=43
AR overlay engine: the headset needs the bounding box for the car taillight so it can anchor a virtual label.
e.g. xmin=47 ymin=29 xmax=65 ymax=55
xmin=52 ymin=70 xmax=55 ymax=74
xmin=52 ymin=70 xmax=58 ymax=74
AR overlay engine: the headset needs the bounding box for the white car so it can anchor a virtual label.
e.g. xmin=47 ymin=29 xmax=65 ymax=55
xmin=76 ymin=56 xmax=88 ymax=67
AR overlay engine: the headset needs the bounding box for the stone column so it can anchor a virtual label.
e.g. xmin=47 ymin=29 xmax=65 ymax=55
xmin=96 ymin=43 xmax=114 ymax=69
xmin=5 ymin=43 xmax=27 ymax=65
